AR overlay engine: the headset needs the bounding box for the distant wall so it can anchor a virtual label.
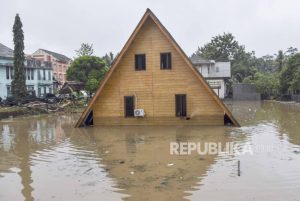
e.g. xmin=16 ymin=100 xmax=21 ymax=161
xmin=233 ymin=83 xmax=261 ymax=101
xmin=292 ymin=95 xmax=300 ymax=102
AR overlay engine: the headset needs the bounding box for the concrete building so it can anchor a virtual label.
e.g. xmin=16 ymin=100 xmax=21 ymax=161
xmin=32 ymin=49 xmax=71 ymax=85
xmin=190 ymin=55 xmax=231 ymax=99
xmin=0 ymin=43 xmax=53 ymax=99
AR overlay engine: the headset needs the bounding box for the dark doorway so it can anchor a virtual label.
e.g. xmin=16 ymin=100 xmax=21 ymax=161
xmin=175 ymin=94 xmax=187 ymax=117
xmin=224 ymin=113 xmax=234 ymax=126
xmin=84 ymin=110 xmax=93 ymax=126
xmin=124 ymin=96 xmax=135 ymax=117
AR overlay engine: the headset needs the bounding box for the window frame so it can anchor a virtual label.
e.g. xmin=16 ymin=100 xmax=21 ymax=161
xmin=160 ymin=52 xmax=172 ymax=70
xmin=135 ymin=54 xmax=146 ymax=71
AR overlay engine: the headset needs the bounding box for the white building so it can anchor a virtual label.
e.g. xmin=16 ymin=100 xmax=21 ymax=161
xmin=0 ymin=43 xmax=53 ymax=99
xmin=191 ymin=55 xmax=231 ymax=99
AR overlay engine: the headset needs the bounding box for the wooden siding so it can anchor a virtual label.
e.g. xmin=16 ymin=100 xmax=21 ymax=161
xmin=92 ymin=18 xmax=224 ymax=126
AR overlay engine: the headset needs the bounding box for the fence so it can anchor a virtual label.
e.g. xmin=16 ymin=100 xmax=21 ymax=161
xmin=292 ymin=95 xmax=300 ymax=102
xmin=233 ymin=83 xmax=261 ymax=101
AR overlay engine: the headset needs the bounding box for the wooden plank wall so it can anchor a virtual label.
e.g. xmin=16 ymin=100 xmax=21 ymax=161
xmin=92 ymin=18 xmax=224 ymax=126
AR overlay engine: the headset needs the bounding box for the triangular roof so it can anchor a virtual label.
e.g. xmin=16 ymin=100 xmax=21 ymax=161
xmin=190 ymin=54 xmax=215 ymax=64
xmin=0 ymin=43 xmax=14 ymax=58
xmin=75 ymin=8 xmax=240 ymax=127
xmin=37 ymin=49 xmax=71 ymax=63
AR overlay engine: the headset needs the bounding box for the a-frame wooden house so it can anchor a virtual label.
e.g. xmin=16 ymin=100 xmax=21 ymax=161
xmin=75 ymin=9 xmax=239 ymax=127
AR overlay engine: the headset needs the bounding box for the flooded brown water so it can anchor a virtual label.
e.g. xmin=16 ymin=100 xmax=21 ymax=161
xmin=0 ymin=101 xmax=300 ymax=201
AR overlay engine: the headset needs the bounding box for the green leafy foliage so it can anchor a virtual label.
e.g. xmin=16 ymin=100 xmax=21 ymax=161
xmin=194 ymin=32 xmax=299 ymax=97
xmin=101 ymin=52 xmax=115 ymax=67
xmin=75 ymin=43 xmax=94 ymax=57
xmin=196 ymin=33 xmax=241 ymax=61
xmin=243 ymin=72 xmax=280 ymax=98
xmin=280 ymin=53 xmax=300 ymax=94
xmin=11 ymin=14 xmax=27 ymax=99
xmin=66 ymin=56 xmax=109 ymax=93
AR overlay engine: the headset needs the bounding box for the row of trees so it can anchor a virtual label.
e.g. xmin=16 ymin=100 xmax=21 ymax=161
xmin=193 ymin=33 xmax=300 ymax=98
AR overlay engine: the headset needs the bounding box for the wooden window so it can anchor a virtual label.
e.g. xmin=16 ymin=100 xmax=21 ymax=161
xmin=124 ymin=96 xmax=135 ymax=117
xmin=160 ymin=53 xmax=172 ymax=69
xmin=175 ymin=94 xmax=187 ymax=117
xmin=135 ymin=54 xmax=146 ymax=71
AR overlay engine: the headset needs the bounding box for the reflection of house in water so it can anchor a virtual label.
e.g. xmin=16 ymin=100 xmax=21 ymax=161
xmin=1 ymin=115 xmax=240 ymax=201
xmin=0 ymin=115 xmax=72 ymax=201
xmin=75 ymin=126 xmax=233 ymax=201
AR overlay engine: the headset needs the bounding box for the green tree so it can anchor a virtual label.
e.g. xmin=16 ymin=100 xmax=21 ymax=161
xmin=285 ymin=47 xmax=298 ymax=57
xmin=290 ymin=69 xmax=300 ymax=93
xmin=279 ymin=53 xmax=300 ymax=94
xmin=196 ymin=33 xmax=245 ymax=61
xmin=75 ymin=43 xmax=94 ymax=57
xmin=85 ymin=76 xmax=100 ymax=94
xmin=102 ymin=52 xmax=115 ymax=66
xmin=11 ymin=14 xmax=27 ymax=99
xmin=275 ymin=50 xmax=284 ymax=71
xmin=194 ymin=33 xmax=259 ymax=83
xmin=66 ymin=56 xmax=109 ymax=94
xmin=243 ymin=72 xmax=279 ymax=98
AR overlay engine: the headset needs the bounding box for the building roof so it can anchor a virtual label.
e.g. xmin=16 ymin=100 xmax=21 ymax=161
xmin=0 ymin=43 xmax=14 ymax=58
xmin=59 ymin=81 xmax=85 ymax=94
xmin=75 ymin=8 xmax=240 ymax=127
xmin=190 ymin=54 xmax=215 ymax=64
xmin=39 ymin=49 xmax=71 ymax=63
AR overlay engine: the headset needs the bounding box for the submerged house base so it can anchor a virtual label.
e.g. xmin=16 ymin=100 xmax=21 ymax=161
xmin=80 ymin=111 xmax=235 ymax=127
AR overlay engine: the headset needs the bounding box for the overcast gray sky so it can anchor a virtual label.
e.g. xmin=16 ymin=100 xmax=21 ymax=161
xmin=1 ymin=0 xmax=299 ymax=58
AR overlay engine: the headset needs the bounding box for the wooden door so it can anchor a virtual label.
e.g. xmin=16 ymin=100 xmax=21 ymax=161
xmin=124 ymin=96 xmax=135 ymax=117
xmin=175 ymin=94 xmax=187 ymax=117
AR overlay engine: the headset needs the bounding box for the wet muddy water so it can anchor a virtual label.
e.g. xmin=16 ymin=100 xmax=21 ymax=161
xmin=1 ymin=101 xmax=300 ymax=201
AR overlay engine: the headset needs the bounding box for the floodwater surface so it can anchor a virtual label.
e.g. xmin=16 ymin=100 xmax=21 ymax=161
xmin=0 ymin=101 xmax=300 ymax=201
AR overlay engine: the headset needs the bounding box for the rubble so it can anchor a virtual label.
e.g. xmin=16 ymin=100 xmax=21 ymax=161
xmin=0 ymin=100 xmax=84 ymax=119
